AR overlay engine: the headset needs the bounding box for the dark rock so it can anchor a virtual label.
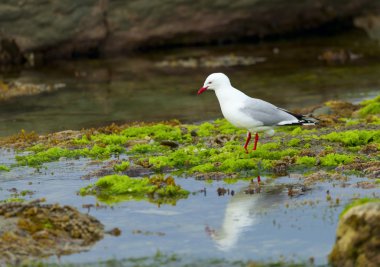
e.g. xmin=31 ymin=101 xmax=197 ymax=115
xmin=160 ymin=140 xmax=179 ymax=148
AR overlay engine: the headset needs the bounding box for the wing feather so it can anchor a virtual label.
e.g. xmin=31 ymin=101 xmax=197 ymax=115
xmin=240 ymin=98 xmax=298 ymax=126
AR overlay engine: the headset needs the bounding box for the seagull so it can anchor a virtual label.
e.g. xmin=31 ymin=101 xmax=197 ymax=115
xmin=198 ymin=73 xmax=316 ymax=153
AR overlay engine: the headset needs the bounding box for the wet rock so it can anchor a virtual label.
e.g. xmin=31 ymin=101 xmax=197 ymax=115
xmin=160 ymin=140 xmax=179 ymax=148
xmin=287 ymin=184 xmax=310 ymax=197
xmin=105 ymin=227 xmax=122 ymax=236
xmin=194 ymin=172 xmax=237 ymax=181
xmin=125 ymin=165 xmax=154 ymax=177
xmin=0 ymin=81 xmax=66 ymax=101
xmin=0 ymin=200 xmax=104 ymax=265
xmin=303 ymin=170 xmax=347 ymax=186
xmin=329 ymin=201 xmax=380 ymax=267
xmin=273 ymin=156 xmax=294 ymax=176
xmin=337 ymin=161 xmax=380 ymax=179
xmin=360 ymin=144 xmax=379 ymax=155
xmin=311 ymin=106 xmax=333 ymax=117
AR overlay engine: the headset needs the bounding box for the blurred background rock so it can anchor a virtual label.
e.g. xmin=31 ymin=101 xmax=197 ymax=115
xmin=0 ymin=0 xmax=379 ymax=64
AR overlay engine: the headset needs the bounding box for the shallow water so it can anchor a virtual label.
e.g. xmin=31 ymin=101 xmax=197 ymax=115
xmin=0 ymin=149 xmax=378 ymax=265
xmin=0 ymin=31 xmax=379 ymax=136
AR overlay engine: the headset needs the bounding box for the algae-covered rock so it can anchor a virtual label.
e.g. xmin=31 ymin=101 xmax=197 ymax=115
xmin=80 ymin=174 xmax=189 ymax=205
xmin=329 ymin=199 xmax=380 ymax=267
xmin=0 ymin=199 xmax=104 ymax=265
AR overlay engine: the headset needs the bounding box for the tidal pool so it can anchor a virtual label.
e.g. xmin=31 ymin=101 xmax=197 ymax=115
xmin=0 ymin=149 xmax=378 ymax=266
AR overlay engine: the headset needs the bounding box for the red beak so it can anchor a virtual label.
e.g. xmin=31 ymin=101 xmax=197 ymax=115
xmin=197 ymin=86 xmax=208 ymax=95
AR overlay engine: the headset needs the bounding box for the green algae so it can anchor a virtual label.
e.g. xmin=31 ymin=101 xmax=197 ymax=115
xmin=288 ymin=138 xmax=301 ymax=147
xmin=92 ymin=134 xmax=129 ymax=145
xmin=290 ymin=127 xmax=303 ymax=135
xmin=4 ymin=94 xmax=380 ymax=177
xmin=113 ymin=161 xmax=130 ymax=172
xmin=197 ymin=122 xmax=215 ymax=137
xmin=340 ymin=197 xmax=380 ymax=218
xmin=296 ymin=156 xmax=317 ymax=166
xmin=190 ymin=163 xmax=216 ymax=173
xmin=145 ymin=139 xmax=296 ymax=174
xmin=320 ymin=153 xmax=355 ymax=167
xmin=16 ymin=144 xmax=125 ymax=167
xmin=80 ymin=175 xmax=189 ymax=205
xmin=0 ymin=197 xmax=24 ymax=203
xmin=0 ymin=165 xmax=10 ymax=172
xmin=358 ymin=95 xmax=380 ymax=117
xmin=129 ymin=143 xmax=169 ymax=154
xmin=321 ymin=130 xmax=380 ymax=147
xmin=121 ymin=123 xmax=186 ymax=142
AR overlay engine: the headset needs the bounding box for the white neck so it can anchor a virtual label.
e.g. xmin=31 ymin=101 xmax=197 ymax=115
xmin=215 ymin=86 xmax=246 ymax=104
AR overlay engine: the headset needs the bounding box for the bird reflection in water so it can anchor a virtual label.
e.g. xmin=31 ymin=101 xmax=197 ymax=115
xmin=205 ymin=178 xmax=285 ymax=251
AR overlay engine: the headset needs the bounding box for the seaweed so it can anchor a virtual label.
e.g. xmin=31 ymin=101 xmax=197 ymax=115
xmin=80 ymin=175 xmax=189 ymax=205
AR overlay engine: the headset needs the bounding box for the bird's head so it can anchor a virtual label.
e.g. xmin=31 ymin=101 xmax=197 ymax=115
xmin=197 ymin=73 xmax=231 ymax=95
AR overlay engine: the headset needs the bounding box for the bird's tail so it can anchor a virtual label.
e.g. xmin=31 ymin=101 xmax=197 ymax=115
xmin=277 ymin=109 xmax=319 ymax=126
xmin=279 ymin=116 xmax=318 ymax=126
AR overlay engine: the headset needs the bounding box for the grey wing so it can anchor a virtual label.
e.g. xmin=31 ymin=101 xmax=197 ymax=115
xmin=240 ymin=98 xmax=298 ymax=126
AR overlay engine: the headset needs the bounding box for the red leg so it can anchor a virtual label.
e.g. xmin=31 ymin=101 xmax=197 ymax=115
xmin=253 ymin=133 xmax=259 ymax=151
xmin=243 ymin=132 xmax=252 ymax=153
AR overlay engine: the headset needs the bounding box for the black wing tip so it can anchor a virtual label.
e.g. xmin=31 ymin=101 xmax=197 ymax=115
xmin=277 ymin=117 xmax=319 ymax=126
xmin=276 ymin=108 xmax=319 ymax=126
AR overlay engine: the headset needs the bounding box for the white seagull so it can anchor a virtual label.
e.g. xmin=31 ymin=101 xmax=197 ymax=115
xmin=198 ymin=73 xmax=316 ymax=153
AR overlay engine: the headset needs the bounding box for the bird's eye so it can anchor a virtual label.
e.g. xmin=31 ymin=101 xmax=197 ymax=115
xmin=208 ymin=81 xmax=212 ymax=84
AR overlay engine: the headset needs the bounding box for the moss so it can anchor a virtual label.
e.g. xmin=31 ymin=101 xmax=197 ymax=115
xmin=340 ymin=197 xmax=380 ymax=218
xmin=320 ymin=153 xmax=355 ymax=166
xmin=0 ymin=165 xmax=10 ymax=172
xmin=113 ymin=161 xmax=130 ymax=172
xmin=358 ymin=95 xmax=380 ymax=116
xmin=321 ymin=130 xmax=380 ymax=146
xmin=80 ymin=175 xmax=189 ymax=205
xmin=296 ymin=156 xmax=317 ymax=166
